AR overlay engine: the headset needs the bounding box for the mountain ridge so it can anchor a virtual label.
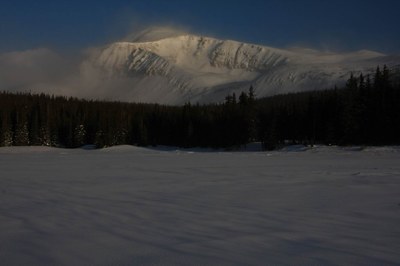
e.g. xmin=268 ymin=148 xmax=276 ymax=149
xmin=88 ymin=28 xmax=398 ymax=104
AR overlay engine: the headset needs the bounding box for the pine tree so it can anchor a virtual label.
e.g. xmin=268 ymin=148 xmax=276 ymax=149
xmin=366 ymin=75 xmax=372 ymax=91
xmin=249 ymin=85 xmax=256 ymax=102
xmin=14 ymin=110 xmax=30 ymax=146
xmin=14 ymin=122 xmax=30 ymax=146
xmin=374 ymin=66 xmax=382 ymax=88
xmin=359 ymin=74 xmax=365 ymax=90
xmin=0 ymin=117 xmax=13 ymax=147
xmin=232 ymin=93 xmax=237 ymax=104
xmin=94 ymin=130 xmax=106 ymax=148
xmin=73 ymin=124 xmax=86 ymax=147
xmin=346 ymin=73 xmax=358 ymax=90
xmin=239 ymin=91 xmax=249 ymax=105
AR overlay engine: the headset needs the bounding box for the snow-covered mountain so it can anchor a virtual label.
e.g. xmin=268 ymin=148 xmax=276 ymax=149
xmin=89 ymin=27 xmax=400 ymax=104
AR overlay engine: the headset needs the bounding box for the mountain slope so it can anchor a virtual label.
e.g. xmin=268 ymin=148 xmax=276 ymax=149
xmin=89 ymin=28 xmax=398 ymax=104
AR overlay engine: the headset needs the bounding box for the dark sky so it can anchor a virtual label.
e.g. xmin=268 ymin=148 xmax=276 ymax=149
xmin=1 ymin=0 xmax=400 ymax=54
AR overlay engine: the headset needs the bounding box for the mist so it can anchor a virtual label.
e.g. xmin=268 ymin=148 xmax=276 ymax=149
xmin=0 ymin=46 xmax=134 ymax=101
xmin=0 ymin=49 xmax=69 ymax=92
xmin=0 ymin=23 xmax=195 ymax=101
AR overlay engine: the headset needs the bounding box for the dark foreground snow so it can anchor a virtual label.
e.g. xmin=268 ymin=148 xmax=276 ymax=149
xmin=0 ymin=146 xmax=399 ymax=265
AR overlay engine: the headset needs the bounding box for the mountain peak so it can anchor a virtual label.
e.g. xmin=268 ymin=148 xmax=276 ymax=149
xmin=91 ymin=32 xmax=397 ymax=104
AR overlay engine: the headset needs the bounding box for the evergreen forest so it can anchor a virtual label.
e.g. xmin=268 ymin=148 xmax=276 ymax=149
xmin=0 ymin=66 xmax=399 ymax=150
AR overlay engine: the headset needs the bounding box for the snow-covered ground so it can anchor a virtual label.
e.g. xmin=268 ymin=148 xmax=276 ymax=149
xmin=1 ymin=145 xmax=399 ymax=265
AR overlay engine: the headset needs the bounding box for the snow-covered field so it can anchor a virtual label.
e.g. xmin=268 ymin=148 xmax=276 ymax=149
xmin=1 ymin=145 xmax=399 ymax=265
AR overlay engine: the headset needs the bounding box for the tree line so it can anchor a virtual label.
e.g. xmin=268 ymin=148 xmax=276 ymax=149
xmin=256 ymin=65 xmax=400 ymax=149
xmin=0 ymin=66 xmax=399 ymax=149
